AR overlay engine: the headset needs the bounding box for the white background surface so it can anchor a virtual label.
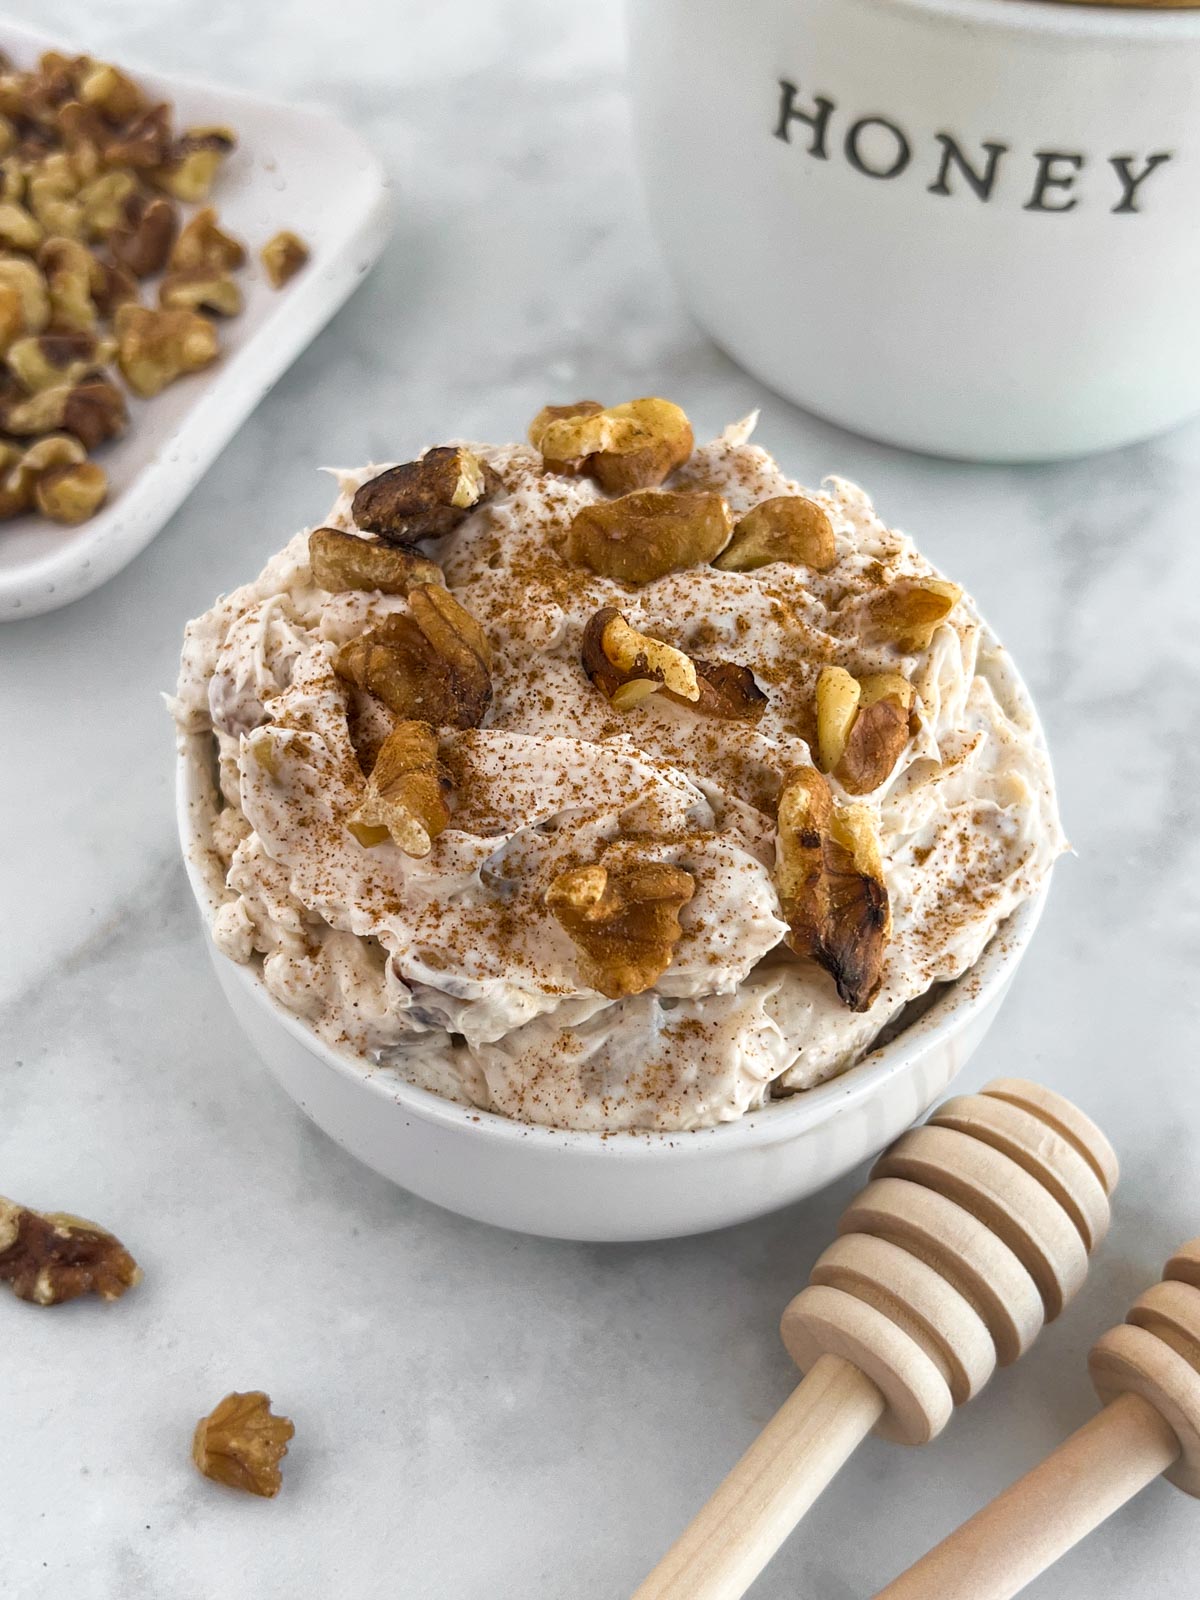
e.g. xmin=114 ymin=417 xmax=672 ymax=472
xmin=2 ymin=3 xmax=1198 ymax=1597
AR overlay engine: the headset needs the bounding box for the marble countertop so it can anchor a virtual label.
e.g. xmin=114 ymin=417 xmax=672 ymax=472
xmin=2 ymin=2 xmax=1198 ymax=1596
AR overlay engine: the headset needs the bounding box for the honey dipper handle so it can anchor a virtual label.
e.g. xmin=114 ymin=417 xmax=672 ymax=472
xmin=872 ymin=1392 xmax=1181 ymax=1600
xmin=631 ymin=1355 xmax=885 ymax=1600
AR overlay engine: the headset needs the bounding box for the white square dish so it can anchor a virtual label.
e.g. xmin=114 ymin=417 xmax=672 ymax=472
xmin=0 ymin=19 xmax=392 ymax=621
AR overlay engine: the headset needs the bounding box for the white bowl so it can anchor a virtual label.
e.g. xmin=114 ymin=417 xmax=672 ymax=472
xmin=176 ymin=729 xmax=1049 ymax=1241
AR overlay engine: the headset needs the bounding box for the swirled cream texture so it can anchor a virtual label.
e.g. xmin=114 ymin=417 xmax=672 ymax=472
xmin=173 ymin=418 xmax=1064 ymax=1131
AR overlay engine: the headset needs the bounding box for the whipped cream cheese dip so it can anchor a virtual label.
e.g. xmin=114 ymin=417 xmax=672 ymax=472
xmin=173 ymin=408 xmax=1063 ymax=1132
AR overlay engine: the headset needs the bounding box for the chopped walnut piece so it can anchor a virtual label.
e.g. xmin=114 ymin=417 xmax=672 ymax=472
xmin=582 ymin=606 xmax=699 ymax=709
xmin=76 ymin=169 xmax=137 ymax=239
xmin=261 ymin=229 xmax=308 ymax=288
xmin=0 ymin=1196 xmax=141 ymax=1306
xmin=546 ymin=859 xmax=695 ymax=999
xmin=1 ymin=374 xmax=126 ymax=448
xmin=192 ymin=1392 xmax=294 ymax=1498
xmin=35 ymin=459 xmax=106 ymax=523
xmin=348 ymin=720 xmax=450 ymax=857
xmin=7 ymin=329 xmax=112 ymax=390
xmin=531 ymin=397 xmax=693 ymax=492
xmin=108 ymin=190 xmax=177 ymax=277
xmin=308 ymin=526 xmax=443 ymax=595
xmin=152 ymin=126 xmax=235 ymax=202
xmin=114 ymin=302 xmax=218 ymax=396
xmin=581 ymin=606 xmax=767 ymax=720
xmin=715 ymin=495 xmax=836 ymax=573
xmin=77 ymin=60 xmax=146 ymax=122
xmin=352 ymin=448 xmax=494 ymax=542
xmin=567 ymin=489 xmax=732 ymax=585
xmin=854 ymin=576 xmax=962 ymax=653
xmin=775 ymin=766 xmax=890 ymax=1012
xmin=158 ymin=266 xmax=242 ymax=317
xmin=39 ymin=235 xmax=103 ymax=331
xmin=0 ymin=200 xmax=42 ymax=251
xmin=170 ymin=205 xmax=245 ymax=273
xmin=0 ymin=255 xmax=50 ymax=336
xmin=335 ymin=583 xmax=492 ymax=728
xmin=105 ymin=103 xmax=173 ymax=170
xmin=815 ymin=666 xmax=914 ymax=795
xmin=690 ymin=657 xmax=769 ymax=721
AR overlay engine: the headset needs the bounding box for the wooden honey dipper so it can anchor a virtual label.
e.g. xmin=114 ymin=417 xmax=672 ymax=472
xmin=633 ymin=1078 xmax=1118 ymax=1600
xmin=873 ymin=1236 xmax=1200 ymax=1599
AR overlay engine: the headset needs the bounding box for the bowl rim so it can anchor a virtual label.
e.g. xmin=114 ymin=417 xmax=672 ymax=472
xmin=877 ymin=0 xmax=1200 ymax=42
xmin=175 ymin=739 xmax=1049 ymax=1161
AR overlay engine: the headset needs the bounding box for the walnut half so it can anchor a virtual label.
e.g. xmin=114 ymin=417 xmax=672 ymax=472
xmin=351 ymin=448 xmax=495 ymax=543
xmin=334 ymin=582 xmax=492 ymax=728
xmin=193 ymin=1391 xmax=294 ymax=1498
xmin=0 ymin=1196 xmax=141 ymax=1306
xmin=581 ymin=606 xmax=766 ymax=721
xmin=308 ymin=526 xmax=443 ymax=596
xmin=546 ymin=859 xmax=695 ymax=998
xmin=348 ymin=720 xmax=450 ymax=857
xmin=530 ymin=397 xmax=693 ymax=493
xmin=775 ymin=766 xmax=890 ymax=1012
xmin=567 ymin=489 xmax=732 ymax=585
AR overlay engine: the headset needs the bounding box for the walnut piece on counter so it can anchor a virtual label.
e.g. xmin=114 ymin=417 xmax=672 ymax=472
xmin=334 ymin=582 xmax=492 ymax=728
xmin=192 ymin=1391 xmax=294 ymax=1498
xmin=567 ymin=489 xmax=733 ymax=585
xmin=0 ymin=1196 xmax=141 ymax=1306
xmin=261 ymin=229 xmax=308 ymax=288
xmin=714 ymin=495 xmax=836 ymax=573
xmin=581 ymin=605 xmax=767 ymax=721
xmin=348 ymin=719 xmax=450 ymax=857
xmin=308 ymin=526 xmax=444 ymax=596
xmin=352 ymin=447 xmax=495 ymax=542
xmin=530 ymin=396 xmax=693 ymax=493
xmin=546 ymin=859 xmax=695 ymax=999
xmin=775 ymin=765 xmax=890 ymax=1012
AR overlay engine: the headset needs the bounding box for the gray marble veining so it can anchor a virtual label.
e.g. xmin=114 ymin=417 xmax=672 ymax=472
xmin=1 ymin=2 xmax=1198 ymax=1596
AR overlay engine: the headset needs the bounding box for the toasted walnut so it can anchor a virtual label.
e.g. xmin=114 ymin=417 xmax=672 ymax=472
xmin=153 ymin=126 xmax=235 ymax=202
xmin=76 ymin=168 xmax=137 ymax=238
xmin=546 ymin=859 xmax=695 ymax=999
xmin=105 ymin=103 xmax=173 ymax=170
xmin=309 ymin=527 xmax=442 ymax=595
xmin=7 ymin=329 xmax=112 ymax=390
xmin=39 ymin=235 xmax=102 ymax=331
xmin=35 ymin=460 xmax=106 ymax=523
xmin=531 ymin=397 xmax=693 ymax=492
xmin=776 ymin=766 xmax=889 ymax=1011
xmin=855 ymin=577 xmax=962 ymax=653
xmin=159 ymin=266 xmax=242 ymax=316
xmin=348 ymin=720 xmax=450 ymax=856
xmin=193 ymin=1392 xmax=294 ymax=1498
xmin=261 ymin=229 xmax=308 ymax=288
xmin=690 ymin=656 xmax=769 ymax=721
xmin=715 ymin=496 xmax=836 ymax=573
xmin=27 ymin=153 xmax=81 ymax=237
xmin=335 ymin=583 xmax=492 ymax=728
xmin=77 ymin=60 xmax=146 ymax=122
xmin=567 ymin=489 xmax=732 ymax=585
xmin=171 ymin=204 xmax=245 ymax=272
xmin=0 ymin=438 xmax=27 ymax=515
xmin=0 ymin=200 xmax=42 ymax=251
xmin=581 ymin=606 xmax=766 ymax=720
xmin=115 ymin=302 xmax=218 ymax=396
xmin=821 ymin=670 xmax=914 ymax=795
xmin=1 ymin=375 xmax=127 ymax=448
xmin=109 ymin=190 xmax=177 ymax=277
xmin=352 ymin=448 xmax=494 ymax=542
xmin=0 ymin=1196 xmax=141 ymax=1306
xmin=582 ymin=606 xmax=699 ymax=709
xmin=0 ymin=255 xmax=49 ymax=335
